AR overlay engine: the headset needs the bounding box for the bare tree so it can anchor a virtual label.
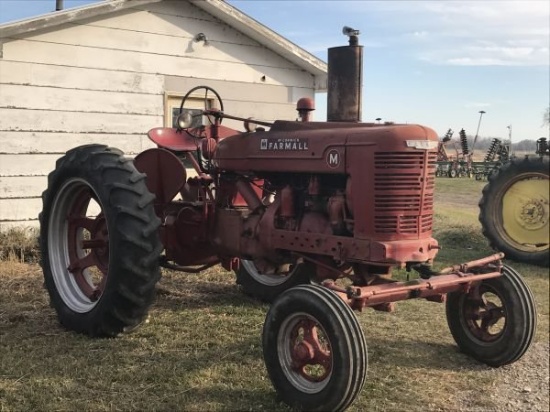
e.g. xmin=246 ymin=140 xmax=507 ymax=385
xmin=544 ymin=107 xmax=549 ymax=127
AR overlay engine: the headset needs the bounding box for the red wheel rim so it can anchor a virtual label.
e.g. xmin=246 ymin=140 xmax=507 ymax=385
xmin=462 ymin=284 xmax=507 ymax=342
xmin=65 ymin=186 xmax=109 ymax=302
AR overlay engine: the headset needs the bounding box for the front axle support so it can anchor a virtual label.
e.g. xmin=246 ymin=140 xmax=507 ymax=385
xmin=324 ymin=253 xmax=505 ymax=311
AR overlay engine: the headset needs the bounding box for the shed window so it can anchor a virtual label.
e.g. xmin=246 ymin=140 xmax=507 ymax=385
xmin=165 ymin=95 xmax=214 ymax=129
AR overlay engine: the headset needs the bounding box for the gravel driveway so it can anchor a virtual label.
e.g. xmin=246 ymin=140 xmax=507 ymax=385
xmin=457 ymin=341 xmax=549 ymax=411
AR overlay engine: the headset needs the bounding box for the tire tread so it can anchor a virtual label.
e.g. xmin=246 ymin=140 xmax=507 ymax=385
xmin=40 ymin=145 xmax=162 ymax=337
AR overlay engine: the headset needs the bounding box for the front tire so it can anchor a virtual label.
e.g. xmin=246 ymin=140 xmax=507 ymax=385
xmin=446 ymin=265 xmax=536 ymax=366
xmin=479 ymin=156 xmax=549 ymax=267
xmin=263 ymin=285 xmax=368 ymax=411
xmin=40 ymin=145 xmax=162 ymax=337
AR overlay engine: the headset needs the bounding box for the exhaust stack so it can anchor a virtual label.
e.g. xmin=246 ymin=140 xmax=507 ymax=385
xmin=327 ymin=27 xmax=363 ymax=122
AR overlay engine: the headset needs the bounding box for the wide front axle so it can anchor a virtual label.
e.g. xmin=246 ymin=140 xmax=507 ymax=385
xmin=324 ymin=253 xmax=505 ymax=311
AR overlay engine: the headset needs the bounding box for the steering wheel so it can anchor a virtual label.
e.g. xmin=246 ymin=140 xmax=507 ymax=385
xmin=179 ymin=86 xmax=224 ymax=138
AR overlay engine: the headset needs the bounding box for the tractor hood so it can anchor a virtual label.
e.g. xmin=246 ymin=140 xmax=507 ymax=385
xmin=213 ymin=120 xmax=438 ymax=174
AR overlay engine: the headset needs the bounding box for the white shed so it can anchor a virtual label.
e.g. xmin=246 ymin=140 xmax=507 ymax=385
xmin=0 ymin=0 xmax=327 ymax=228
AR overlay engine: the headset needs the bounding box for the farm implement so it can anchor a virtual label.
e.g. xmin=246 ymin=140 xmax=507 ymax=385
xmin=436 ymin=129 xmax=511 ymax=180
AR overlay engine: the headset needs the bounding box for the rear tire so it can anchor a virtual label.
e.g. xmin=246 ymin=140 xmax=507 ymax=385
xmin=236 ymin=260 xmax=312 ymax=303
xmin=479 ymin=156 xmax=549 ymax=267
xmin=40 ymin=145 xmax=162 ymax=337
xmin=446 ymin=265 xmax=536 ymax=366
xmin=263 ymin=284 xmax=367 ymax=411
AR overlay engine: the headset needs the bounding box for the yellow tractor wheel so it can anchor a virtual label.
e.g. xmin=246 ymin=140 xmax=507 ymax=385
xmin=479 ymin=156 xmax=549 ymax=267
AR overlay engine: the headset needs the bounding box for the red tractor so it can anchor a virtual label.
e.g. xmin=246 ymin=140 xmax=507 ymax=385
xmin=39 ymin=34 xmax=536 ymax=411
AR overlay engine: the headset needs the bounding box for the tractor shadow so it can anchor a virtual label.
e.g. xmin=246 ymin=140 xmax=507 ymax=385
xmin=153 ymin=280 xmax=264 ymax=312
xmin=365 ymin=335 xmax=490 ymax=372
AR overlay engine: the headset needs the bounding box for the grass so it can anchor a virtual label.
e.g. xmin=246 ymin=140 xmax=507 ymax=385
xmin=1 ymin=178 xmax=548 ymax=411
xmin=0 ymin=227 xmax=40 ymax=263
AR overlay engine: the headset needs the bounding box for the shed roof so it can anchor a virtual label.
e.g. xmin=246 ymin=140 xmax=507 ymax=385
xmin=0 ymin=0 xmax=327 ymax=90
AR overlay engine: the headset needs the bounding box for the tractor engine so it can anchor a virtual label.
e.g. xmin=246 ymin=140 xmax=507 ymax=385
xmin=211 ymin=120 xmax=440 ymax=277
xmin=266 ymin=172 xmax=348 ymax=235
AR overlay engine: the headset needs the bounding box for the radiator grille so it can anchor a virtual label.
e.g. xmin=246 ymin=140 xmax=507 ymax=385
xmin=373 ymin=152 xmax=436 ymax=235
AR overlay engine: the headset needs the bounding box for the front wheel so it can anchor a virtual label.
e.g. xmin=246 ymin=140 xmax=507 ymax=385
xmin=263 ymin=285 xmax=368 ymax=411
xmin=446 ymin=265 xmax=536 ymax=366
xmin=236 ymin=260 xmax=313 ymax=303
xmin=40 ymin=145 xmax=163 ymax=337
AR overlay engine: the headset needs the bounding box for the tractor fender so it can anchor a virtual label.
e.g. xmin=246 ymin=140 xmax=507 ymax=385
xmin=134 ymin=148 xmax=187 ymax=205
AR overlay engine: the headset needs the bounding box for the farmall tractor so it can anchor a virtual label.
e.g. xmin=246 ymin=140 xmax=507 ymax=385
xmin=39 ymin=33 xmax=536 ymax=411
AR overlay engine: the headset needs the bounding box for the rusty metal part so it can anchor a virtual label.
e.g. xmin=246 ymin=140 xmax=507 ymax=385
xmin=201 ymin=137 xmax=217 ymax=160
xmin=460 ymin=283 xmax=506 ymax=341
xmin=289 ymin=318 xmax=332 ymax=382
xmin=147 ymin=127 xmax=199 ymax=151
xmin=204 ymin=110 xmax=274 ymax=128
xmin=159 ymin=201 xmax=217 ymax=267
xmin=212 ymin=208 xmax=243 ymax=257
xmin=294 ymin=252 xmax=348 ymax=280
xmin=297 ymin=97 xmax=315 ymax=112
xmin=327 ymin=192 xmax=347 ymax=234
xmin=308 ymin=175 xmax=320 ymax=196
xmin=280 ymin=185 xmax=295 ymax=218
xmin=327 ymin=36 xmax=363 ymax=122
xmin=345 ymin=176 xmax=353 ymax=217
xmin=220 ymin=257 xmax=240 ymax=272
xmin=66 ymin=191 xmax=108 ymax=302
xmin=323 ymin=255 xmax=504 ymax=311
xmin=266 ymin=228 xmax=439 ymax=265
xmin=412 ymin=252 xmax=503 ymax=278
xmin=296 ymin=97 xmax=315 ymax=122
xmin=297 ymin=212 xmax=332 ymax=235
xmin=134 ymin=148 xmax=187 ymax=207
xmin=437 ymin=253 xmax=504 ymax=275
xmin=235 ymin=179 xmax=263 ymax=211
xmin=160 ymin=257 xmax=219 ymax=273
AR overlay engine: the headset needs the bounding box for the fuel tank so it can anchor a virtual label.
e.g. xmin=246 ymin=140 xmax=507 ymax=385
xmin=213 ymin=120 xmax=438 ymax=174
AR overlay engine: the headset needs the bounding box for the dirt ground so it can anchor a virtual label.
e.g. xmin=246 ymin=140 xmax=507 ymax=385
xmin=456 ymin=341 xmax=549 ymax=412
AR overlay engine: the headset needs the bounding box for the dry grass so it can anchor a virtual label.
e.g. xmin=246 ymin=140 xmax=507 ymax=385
xmin=0 ymin=227 xmax=39 ymax=263
xmin=1 ymin=179 xmax=548 ymax=412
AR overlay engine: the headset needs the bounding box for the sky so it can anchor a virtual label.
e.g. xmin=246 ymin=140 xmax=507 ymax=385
xmin=0 ymin=0 xmax=548 ymax=141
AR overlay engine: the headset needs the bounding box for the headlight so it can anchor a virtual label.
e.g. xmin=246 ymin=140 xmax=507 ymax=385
xmin=406 ymin=140 xmax=438 ymax=150
xmin=176 ymin=112 xmax=193 ymax=129
xmin=244 ymin=117 xmax=258 ymax=133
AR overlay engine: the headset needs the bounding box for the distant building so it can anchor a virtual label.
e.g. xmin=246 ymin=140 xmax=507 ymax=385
xmin=0 ymin=0 xmax=327 ymax=228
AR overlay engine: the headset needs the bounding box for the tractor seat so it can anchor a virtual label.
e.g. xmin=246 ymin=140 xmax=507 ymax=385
xmin=147 ymin=127 xmax=199 ymax=152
